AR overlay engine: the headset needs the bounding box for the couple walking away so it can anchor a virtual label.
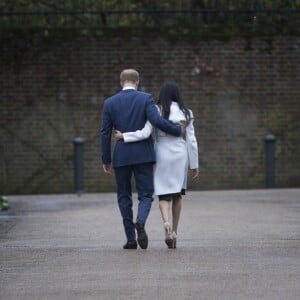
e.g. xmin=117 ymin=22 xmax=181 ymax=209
xmin=101 ymin=69 xmax=199 ymax=250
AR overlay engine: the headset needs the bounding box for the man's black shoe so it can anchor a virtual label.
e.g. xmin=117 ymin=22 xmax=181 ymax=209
xmin=135 ymin=222 xmax=148 ymax=249
xmin=123 ymin=241 xmax=137 ymax=249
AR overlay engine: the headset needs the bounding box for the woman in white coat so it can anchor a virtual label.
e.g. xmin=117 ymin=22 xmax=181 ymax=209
xmin=115 ymin=81 xmax=199 ymax=248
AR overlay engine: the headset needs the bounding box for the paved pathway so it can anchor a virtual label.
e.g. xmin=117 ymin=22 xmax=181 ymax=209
xmin=1 ymin=189 xmax=300 ymax=300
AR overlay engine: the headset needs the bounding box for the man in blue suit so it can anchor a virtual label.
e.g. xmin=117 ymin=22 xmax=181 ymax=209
xmin=101 ymin=69 xmax=181 ymax=250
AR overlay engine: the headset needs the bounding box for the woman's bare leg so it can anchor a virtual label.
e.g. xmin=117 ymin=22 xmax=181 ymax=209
xmin=159 ymin=200 xmax=170 ymax=224
xmin=171 ymin=196 xmax=182 ymax=234
xmin=159 ymin=200 xmax=173 ymax=248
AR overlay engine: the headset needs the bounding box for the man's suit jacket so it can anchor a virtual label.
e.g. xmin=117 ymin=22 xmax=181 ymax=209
xmin=101 ymin=89 xmax=181 ymax=167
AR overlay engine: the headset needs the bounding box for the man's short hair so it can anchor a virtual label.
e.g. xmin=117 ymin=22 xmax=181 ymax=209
xmin=120 ymin=69 xmax=139 ymax=84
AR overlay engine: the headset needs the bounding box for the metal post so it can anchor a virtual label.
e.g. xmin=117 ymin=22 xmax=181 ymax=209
xmin=73 ymin=137 xmax=85 ymax=195
xmin=265 ymin=134 xmax=276 ymax=188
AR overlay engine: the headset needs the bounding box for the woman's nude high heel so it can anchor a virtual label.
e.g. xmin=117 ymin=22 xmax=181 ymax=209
xmin=163 ymin=222 xmax=174 ymax=248
xmin=163 ymin=222 xmax=171 ymax=235
xmin=171 ymin=232 xmax=177 ymax=249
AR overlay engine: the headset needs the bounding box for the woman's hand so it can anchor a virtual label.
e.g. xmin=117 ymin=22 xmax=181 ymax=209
xmin=115 ymin=130 xmax=124 ymax=140
xmin=190 ymin=168 xmax=199 ymax=180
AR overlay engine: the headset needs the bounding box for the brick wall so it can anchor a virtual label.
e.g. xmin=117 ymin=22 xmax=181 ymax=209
xmin=1 ymin=36 xmax=299 ymax=194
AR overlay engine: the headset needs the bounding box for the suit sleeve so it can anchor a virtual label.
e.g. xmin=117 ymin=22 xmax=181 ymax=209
xmin=123 ymin=121 xmax=153 ymax=143
xmin=100 ymin=101 xmax=113 ymax=164
xmin=186 ymin=110 xmax=199 ymax=169
xmin=145 ymin=96 xmax=181 ymax=137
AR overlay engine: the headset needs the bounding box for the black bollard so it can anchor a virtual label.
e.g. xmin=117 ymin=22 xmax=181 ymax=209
xmin=265 ymin=134 xmax=276 ymax=188
xmin=73 ymin=137 xmax=85 ymax=195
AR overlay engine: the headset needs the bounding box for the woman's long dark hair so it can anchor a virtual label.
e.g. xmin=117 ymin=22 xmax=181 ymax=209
xmin=157 ymin=81 xmax=191 ymax=123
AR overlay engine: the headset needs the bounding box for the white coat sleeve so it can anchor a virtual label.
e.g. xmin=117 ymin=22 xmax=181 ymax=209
xmin=123 ymin=120 xmax=153 ymax=143
xmin=185 ymin=110 xmax=199 ymax=169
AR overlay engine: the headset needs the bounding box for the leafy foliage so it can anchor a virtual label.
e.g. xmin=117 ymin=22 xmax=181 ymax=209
xmin=0 ymin=1 xmax=299 ymax=39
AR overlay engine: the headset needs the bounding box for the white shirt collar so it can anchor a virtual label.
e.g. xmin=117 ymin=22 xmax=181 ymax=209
xmin=122 ymin=85 xmax=136 ymax=90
